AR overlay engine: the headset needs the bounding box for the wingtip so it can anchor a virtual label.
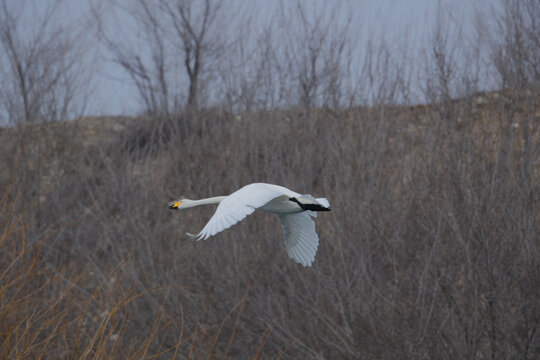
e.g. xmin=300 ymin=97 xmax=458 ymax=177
xmin=186 ymin=232 xmax=201 ymax=241
xmin=299 ymin=259 xmax=313 ymax=267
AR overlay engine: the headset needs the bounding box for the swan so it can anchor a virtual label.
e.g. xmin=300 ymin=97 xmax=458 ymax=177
xmin=169 ymin=183 xmax=331 ymax=266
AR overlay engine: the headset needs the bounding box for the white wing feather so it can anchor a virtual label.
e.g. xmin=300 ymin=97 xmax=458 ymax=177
xmin=278 ymin=212 xmax=319 ymax=267
xmin=316 ymin=198 xmax=330 ymax=208
xmin=189 ymin=183 xmax=296 ymax=240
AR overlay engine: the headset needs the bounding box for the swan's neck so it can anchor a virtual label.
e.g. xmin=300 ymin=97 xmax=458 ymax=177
xmin=189 ymin=196 xmax=226 ymax=207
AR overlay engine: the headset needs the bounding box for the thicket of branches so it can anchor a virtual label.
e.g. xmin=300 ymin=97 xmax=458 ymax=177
xmin=1 ymin=0 xmax=539 ymax=358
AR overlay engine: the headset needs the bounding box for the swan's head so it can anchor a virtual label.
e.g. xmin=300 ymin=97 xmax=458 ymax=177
xmin=168 ymin=199 xmax=194 ymax=210
xmin=169 ymin=199 xmax=189 ymax=210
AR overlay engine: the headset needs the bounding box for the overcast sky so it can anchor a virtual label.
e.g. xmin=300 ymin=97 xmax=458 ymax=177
xmin=22 ymin=0 xmax=496 ymax=116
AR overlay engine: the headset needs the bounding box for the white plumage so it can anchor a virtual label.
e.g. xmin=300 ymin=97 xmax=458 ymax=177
xmin=169 ymin=183 xmax=331 ymax=266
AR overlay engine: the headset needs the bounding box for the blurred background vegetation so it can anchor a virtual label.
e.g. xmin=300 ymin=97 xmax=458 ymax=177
xmin=0 ymin=0 xmax=538 ymax=358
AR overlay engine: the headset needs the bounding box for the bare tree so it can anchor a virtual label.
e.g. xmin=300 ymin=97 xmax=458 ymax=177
xmin=160 ymin=0 xmax=225 ymax=109
xmin=276 ymin=1 xmax=355 ymax=108
xmin=0 ymin=0 xmax=91 ymax=125
xmin=213 ymin=4 xmax=272 ymax=112
xmin=491 ymin=0 xmax=540 ymax=89
xmin=96 ymin=0 xmax=171 ymax=115
xmin=99 ymin=0 xmax=227 ymax=114
xmin=421 ymin=2 xmax=466 ymax=107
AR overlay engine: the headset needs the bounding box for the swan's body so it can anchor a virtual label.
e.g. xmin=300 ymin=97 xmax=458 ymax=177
xmin=169 ymin=183 xmax=330 ymax=266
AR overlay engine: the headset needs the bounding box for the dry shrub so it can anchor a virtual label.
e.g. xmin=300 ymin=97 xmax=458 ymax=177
xmin=2 ymin=88 xmax=539 ymax=359
xmin=0 ymin=154 xmax=258 ymax=359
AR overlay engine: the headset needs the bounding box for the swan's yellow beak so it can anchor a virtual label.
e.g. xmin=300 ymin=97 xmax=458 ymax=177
xmin=169 ymin=201 xmax=181 ymax=209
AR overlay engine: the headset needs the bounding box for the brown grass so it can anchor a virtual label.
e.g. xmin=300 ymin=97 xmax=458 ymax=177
xmin=0 ymin=172 xmax=261 ymax=359
xmin=1 ymin=88 xmax=538 ymax=358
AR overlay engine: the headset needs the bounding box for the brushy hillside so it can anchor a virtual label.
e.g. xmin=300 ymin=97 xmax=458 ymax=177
xmin=1 ymin=89 xmax=539 ymax=359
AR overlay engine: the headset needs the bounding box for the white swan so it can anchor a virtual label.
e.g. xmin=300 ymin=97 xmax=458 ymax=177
xmin=169 ymin=183 xmax=331 ymax=266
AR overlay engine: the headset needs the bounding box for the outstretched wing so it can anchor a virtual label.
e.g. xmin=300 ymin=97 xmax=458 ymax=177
xmin=188 ymin=183 xmax=294 ymax=240
xmin=278 ymin=212 xmax=319 ymax=267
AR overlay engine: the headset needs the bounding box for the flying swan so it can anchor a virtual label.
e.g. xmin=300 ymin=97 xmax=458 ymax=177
xmin=169 ymin=183 xmax=331 ymax=266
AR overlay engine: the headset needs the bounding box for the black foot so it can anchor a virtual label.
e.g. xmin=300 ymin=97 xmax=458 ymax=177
xmin=289 ymin=197 xmax=331 ymax=211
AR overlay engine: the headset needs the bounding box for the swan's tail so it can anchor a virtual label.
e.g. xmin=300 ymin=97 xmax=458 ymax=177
xmin=290 ymin=195 xmax=331 ymax=211
xmin=316 ymin=198 xmax=330 ymax=208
